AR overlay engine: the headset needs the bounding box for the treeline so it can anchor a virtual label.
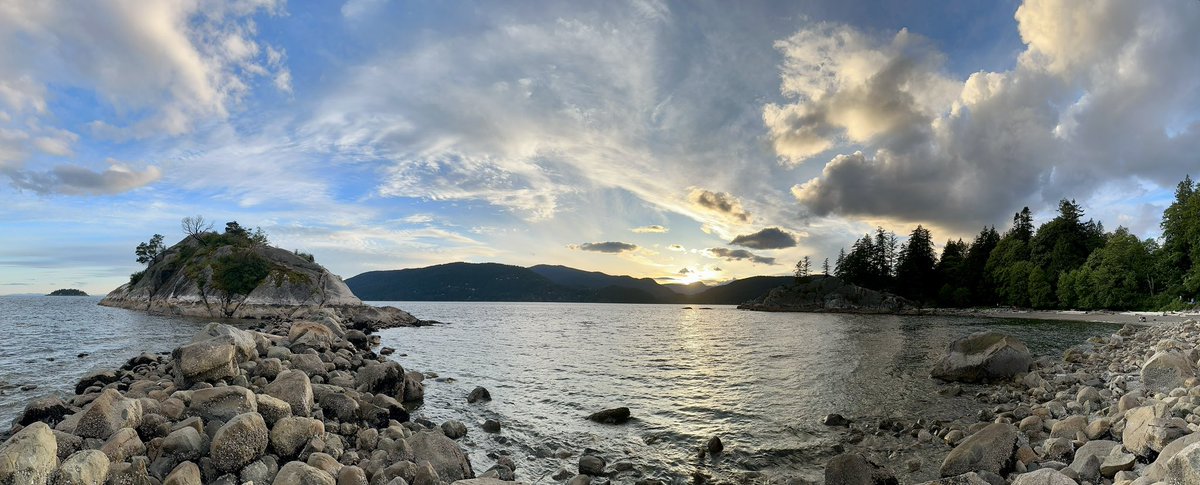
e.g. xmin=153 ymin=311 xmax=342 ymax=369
xmin=826 ymin=175 xmax=1200 ymax=311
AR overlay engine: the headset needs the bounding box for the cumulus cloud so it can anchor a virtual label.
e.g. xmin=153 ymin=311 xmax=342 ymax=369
xmin=687 ymin=188 xmax=752 ymax=224
xmin=771 ymin=1 xmax=1200 ymax=229
xmin=632 ymin=224 xmax=668 ymax=233
xmin=667 ymin=244 xmax=685 ymax=252
xmin=729 ymin=227 xmax=797 ymax=249
xmin=705 ymin=247 xmax=775 ymax=265
xmin=6 ymin=160 xmax=161 ymax=195
xmin=571 ymin=241 xmax=639 ymax=253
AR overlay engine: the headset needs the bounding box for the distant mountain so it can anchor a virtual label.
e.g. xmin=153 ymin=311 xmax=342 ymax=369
xmin=345 ymin=262 xmax=794 ymax=305
xmin=686 ymin=276 xmax=795 ymax=305
xmin=529 ymin=264 xmax=681 ymax=302
xmin=663 ymin=281 xmax=710 ymax=296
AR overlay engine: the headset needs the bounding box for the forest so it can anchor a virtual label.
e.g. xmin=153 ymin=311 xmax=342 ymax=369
xmin=823 ymin=175 xmax=1200 ymax=311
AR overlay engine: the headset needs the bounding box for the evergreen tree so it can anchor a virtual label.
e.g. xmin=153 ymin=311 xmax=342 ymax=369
xmin=1030 ymin=199 xmax=1095 ymax=286
xmin=936 ymin=239 xmax=969 ymax=306
xmin=1011 ymin=207 xmax=1034 ymax=242
xmin=963 ymin=226 xmax=1000 ymax=305
xmin=834 ymin=248 xmax=847 ymax=278
xmin=896 ymin=225 xmax=938 ymax=302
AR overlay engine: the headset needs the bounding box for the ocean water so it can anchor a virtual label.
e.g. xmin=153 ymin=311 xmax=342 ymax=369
xmin=0 ymin=296 xmax=1121 ymax=482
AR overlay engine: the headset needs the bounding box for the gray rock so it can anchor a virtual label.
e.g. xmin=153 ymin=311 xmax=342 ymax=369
xmin=163 ymin=461 xmax=202 ymax=485
xmin=266 ymin=370 xmax=315 ymax=417
xmin=406 ymin=430 xmax=473 ymax=481
xmin=186 ymin=385 xmax=257 ymax=423
xmin=75 ymin=389 xmax=143 ymax=440
xmin=289 ymin=322 xmax=336 ymax=351
xmin=273 ymin=460 xmax=335 ymax=485
xmin=99 ymin=427 xmax=144 ymax=463
xmin=355 ymin=362 xmax=405 ymax=397
xmin=1145 ymin=431 xmax=1200 ymax=481
xmin=0 ymin=422 xmax=58 ymax=484
xmin=931 ymin=332 xmax=1032 ymax=383
xmin=913 ymin=473 xmax=991 ymax=484
xmin=482 ymin=420 xmax=501 ymax=433
xmin=1099 ymin=446 xmax=1135 ymax=477
xmin=161 ymin=426 xmax=208 ymax=462
xmin=256 ymin=393 xmax=293 ymax=426
xmin=939 ymin=423 xmax=1019 ymax=477
xmin=1165 ymin=442 xmax=1200 ymax=484
xmin=335 ymin=465 xmax=367 ymax=485
xmin=441 ymin=421 xmax=467 ymax=440
xmin=16 ymin=395 xmax=73 ymax=427
xmin=467 ymin=387 xmax=491 ymax=404
xmin=210 ymin=412 xmax=269 ymax=473
xmin=1141 ymin=350 xmax=1197 ymax=392
xmin=1010 ymin=468 xmax=1077 ymax=485
xmin=54 ymin=449 xmax=110 ymax=485
xmin=587 ymin=407 xmax=630 ymax=424
xmin=1049 ymin=415 xmax=1087 ymax=439
xmin=1123 ymin=403 xmax=1186 ymax=456
xmin=825 ymin=452 xmax=897 ymax=485
xmin=579 ymin=454 xmax=606 ymax=476
xmin=271 ymin=416 xmax=325 ymax=458
xmin=172 ymin=337 xmax=242 ymax=386
xmin=316 ymin=392 xmax=358 ymax=423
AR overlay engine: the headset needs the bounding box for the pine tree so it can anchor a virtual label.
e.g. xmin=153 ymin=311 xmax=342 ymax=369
xmin=896 ymin=225 xmax=938 ymax=302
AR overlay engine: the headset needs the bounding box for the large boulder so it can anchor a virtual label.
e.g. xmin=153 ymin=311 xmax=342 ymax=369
xmin=932 ymin=332 xmax=1032 ymax=382
xmin=164 ymin=461 xmax=203 ymax=485
xmin=355 ymin=362 xmax=405 ymax=397
xmin=55 ymin=449 xmax=111 ymax=485
xmin=161 ymin=426 xmax=208 ymax=463
xmin=16 ymin=395 xmax=73 ymax=427
xmin=288 ymin=322 xmax=335 ymax=351
xmin=75 ymin=389 xmax=143 ymax=440
xmin=192 ymin=323 xmax=258 ymax=361
xmin=265 ymin=370 xmax=314 ymax=417
xmin=270 ymin=417 xmax=325 ymax=458
xmin=1141 ymin=350 xmax=1197 ymax=393
xmin=99 ymin=427 xmax=144 ymax=463
xmin=1165 ymin=442 xmax=1200 ymax=484
xmin=1123 ymin=403 xmax=1188 ymax=457
xmin=186 ymin=385 xmax=257 ymax=423
xmin=0 ymin=422 xmax=58 ymax=484
xmin=172 ymin=337 xmax=241 ymax=386
xmin=1145 ymin=432 xmax=1200 ymax=481
xmin=825 ymin=452 xmax=898 ymax=485
xmin=939 ymin=423 xmax=1019 ymax=477
xmin=407 ymin=430 xmax=474 ymax=481
xmin=210 ymin=412 xmax=269 ymax=473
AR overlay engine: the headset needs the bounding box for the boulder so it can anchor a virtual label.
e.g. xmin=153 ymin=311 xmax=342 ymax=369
xmin=467 ymin=387 xmax=491 ymax=404
xmin=266 ymin=370 xmax=314 ymax=416
xmin=403 ymin=372 xmax=425 ymax=402
xmin=73 ymin=370 xmax=118 ymax=395
xmin=1145 ymin=432 xmax=1200 ymax=481
xmin=825 ymin=452 xmax=898 ymax=485
xmin=16 ymin=395 xmax=73 ymax=427
xmin=161 ymin=426 xmax=208 ymax=463
xmin=586 ymin=407 xmax=630 ymax=424
xmin=578 ymin=455 xmax=605 ymax=476
xmin=1123 ymin=404 xmax=1187 ymax=456
xmin=407 ymin=430 xmax=473 ymax=481
xmin=0 ymin=422 xmax=58 ymax=484
xmin=99 ymin=427 xmax=144 ymax=463
xmin=273 ymin=461 xmax=335 ymax=485
xmin=441 ymin=421 xmax=468 ymax=440
xmin=1010 ymin=468 xmax=1077 ymax=485
xmin=192 ymin=323 xmax=258 ymax=361
xmin=186 ymin=385 xmax=257 ymax=423
xmin=172 ymin=337 xmax=241 ymax=385
xmin=317 ymin=392 xmax=358 ymax=423
xmin=1165 ymin=442 xmax=1200 ymax=484
xmin=75 ymin=389 xmax=143 ymax=440
xmin=271 ymin=417 xmax=325 ymax=458
xmin=163 ymin=461 xmax=203 ymax=485
xmin=289 ymin=322 xmax=336 ymax=351
xmin=1141 ymin=350 xmax=1197 ymax=392
xmin=55 ymin=449 xmax=110 ymax=485
xmin=932 ymin=332 xmax=1032 ymax=382
xmin=355 ymin=362 xmax=405 ymax=397
xmin=255 ymin=393 xmax=293 ymax=425
xmin=1049 ymin=415 xmax=1087 ymax=439
xmin=210 ymin=412 xmax=269 ymax=473
xmin=914 ymin=473 xmax=991 ymax=484
xmin=939 ymin=423 xmax=1019 ymax=477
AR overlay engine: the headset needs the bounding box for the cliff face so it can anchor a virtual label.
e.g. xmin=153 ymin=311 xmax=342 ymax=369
xmin=737 ymin=275 xmax=918 ymax=314
xmin=100 ymin=234 xmax=417 ymax=328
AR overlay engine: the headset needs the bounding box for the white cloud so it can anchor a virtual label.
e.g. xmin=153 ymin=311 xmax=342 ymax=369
xmin=7 ymin=159 xmax=160 ymax=195
xmin=775 ymin=0 xmax=1200 ymax=229
xmin=632 ymin=224 xmax=668 ymax=233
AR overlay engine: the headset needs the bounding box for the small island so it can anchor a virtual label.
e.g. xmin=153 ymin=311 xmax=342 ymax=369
xmin=46 ymin=289 xmax=87 ymax=296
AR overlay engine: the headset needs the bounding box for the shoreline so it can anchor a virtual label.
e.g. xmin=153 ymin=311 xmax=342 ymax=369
xmin=931 ymin=307 xmax=1199 ymax=325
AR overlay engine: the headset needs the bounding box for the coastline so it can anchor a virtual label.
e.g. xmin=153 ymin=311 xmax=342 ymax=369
xmin=931 ymin=307 xmax=1199 ymax=325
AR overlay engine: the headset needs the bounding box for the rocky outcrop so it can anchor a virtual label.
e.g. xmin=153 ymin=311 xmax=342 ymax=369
xmin=737 ymin=276 xmax=918 ymax=314
xmin=931 ymin=331 xmax=1033 ymax=383
xmin=99 ymin=233 xmax=419 ymax=329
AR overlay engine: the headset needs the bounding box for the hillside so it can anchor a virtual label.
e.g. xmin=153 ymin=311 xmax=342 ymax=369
xmin=99 ymin=228 xmax=418 ymax=327
xmin=346 ymin=262 xmax=794 ymax=305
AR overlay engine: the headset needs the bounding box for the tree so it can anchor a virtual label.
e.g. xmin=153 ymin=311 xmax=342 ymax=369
xmin=181 ymin=215 xmax=213 ymax=240
xmin=834 ymin=248 xmax=847 ymax=277
xmin=822 ymin=258 xmax=830 ymax=275
xmin=896 ymin=225 xmax=938 ymax=302
xmin=1030 ymin=199 xmax=1099 ymax=286
xmin=135 ymin=234 xmax=165 ymax=266
xmin=936 ymin=239 xmax=970 ymax=306
xmin=1011 ymin=207 xmax=1034 ymax=242
xmin=1058 ymin=227 xmax=1154 ymax=310
xmin=1160 ymin=175 xmax=1200 ymax=302
xmin=794 ymin=256 xmax=811 ymax=280
xmin=962 ymin=226 xmax=1000 ymax=305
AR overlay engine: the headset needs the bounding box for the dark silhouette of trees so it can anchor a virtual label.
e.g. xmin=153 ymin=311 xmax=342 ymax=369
xmin=135 ymin=234 xmax=165 ymax=266
xmin=896 ymin=225 xmax=937 ymax=302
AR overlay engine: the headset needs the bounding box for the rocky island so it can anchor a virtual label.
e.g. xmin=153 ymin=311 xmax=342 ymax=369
xmin=47 ymin=289 xmax=88 ymax=296
xmin=737 ymin=275 xmax=918 ymax=314
xmin=99 ymin=225 xmax=419 ymax=330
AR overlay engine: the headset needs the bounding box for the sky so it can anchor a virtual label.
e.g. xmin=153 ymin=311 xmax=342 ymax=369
xmin=1 ymin=0 xmax=1199 ymax=295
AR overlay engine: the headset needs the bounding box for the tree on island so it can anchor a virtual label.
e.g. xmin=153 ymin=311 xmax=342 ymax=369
xmin=181 ymin=215 xmax=214 ymax=240
xmin=794 ymin=256 xmax=811 ymax=281
xmin=47 ymin=289 xmax=87 ymax=296
xmin=135 ymin=234 xmax=165 ymax=266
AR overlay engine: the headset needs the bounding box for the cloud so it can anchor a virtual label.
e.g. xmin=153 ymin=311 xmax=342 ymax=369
xmin=571 ymin=241 xmax=639 ymax=253
xmin=705 ymin=247 xmax=775 ymax=265
xmin=402 ymin=214 xmax=434 ymax=224
xmin=632 ymin=224 xmax=668 ymax=233
xmin=678 ymin=267 xmax=690 ymax=275
xmin=667 ymin=244 xmax=685 ymax=252
xmin=687 ymin=188 xmax=752 ymax=224
xmin=729 ymin=227 xmax=797 ymax=249
xmin=6 ymin=160 xmax=161 ymax=195
xmin=769 ymin=2 xmax=1200 ymax=229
